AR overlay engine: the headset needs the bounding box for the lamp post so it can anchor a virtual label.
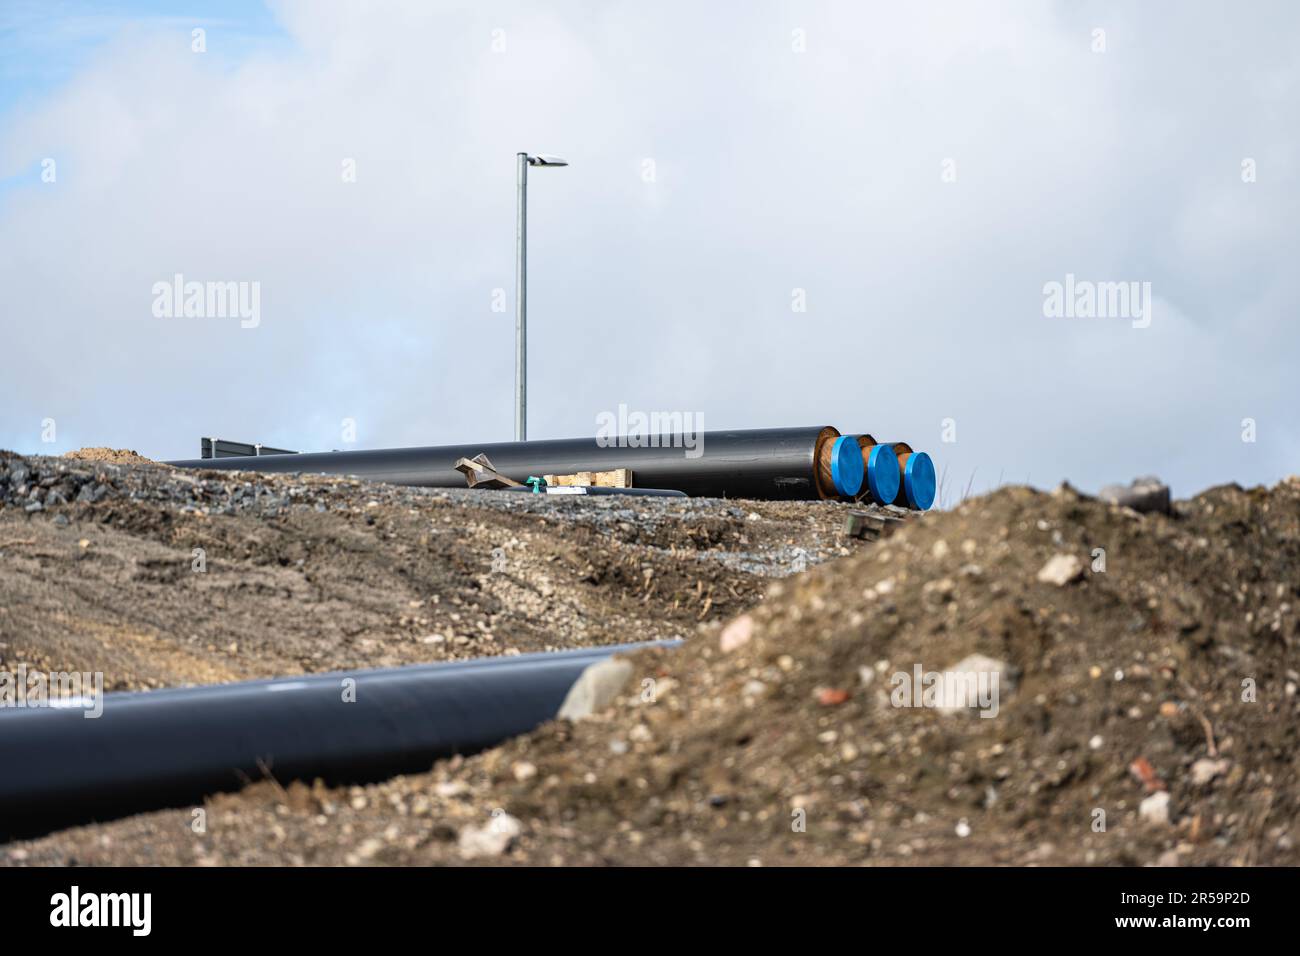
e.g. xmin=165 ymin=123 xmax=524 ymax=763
xmin=515 ymin=152 xmax=568 ymax=441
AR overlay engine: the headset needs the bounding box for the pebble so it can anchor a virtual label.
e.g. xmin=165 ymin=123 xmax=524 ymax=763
xmin=719 ymin=614 xmax=754 ymax=653
xmin=1190 ymin=758 xmax=1229 ymax=786
xmin=934 ymin=654 xmax=1013 ymax=713
xmin=1139 ymin=791 xmax=1171 ymax=825
xmin=557 ymin=657 xmax=634 ymax=721
xmin=512 ymin=761 xmax=538 ymax=782
xmin=1099 ymin=476 xmax=1171 ymax=515
xmin=457 ymin=813 xmax=522 ymax=859
xmin=1036 ymin=553 xmax=1084 ymax=586
xmin=816 ymin=687 xmax=850 ymax=706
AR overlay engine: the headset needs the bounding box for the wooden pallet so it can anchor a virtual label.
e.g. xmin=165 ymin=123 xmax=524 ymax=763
xmin=543 ymin=468 xmax=632 ymax=489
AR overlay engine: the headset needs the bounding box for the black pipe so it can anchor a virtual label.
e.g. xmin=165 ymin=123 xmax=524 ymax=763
xmin=165 ymin=426 xmax=847 ymax=500
xmin=0 ymin=642 xmax=671 ymax=841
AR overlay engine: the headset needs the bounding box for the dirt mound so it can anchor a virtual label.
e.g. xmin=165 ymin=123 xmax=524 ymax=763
xmin=62 ymin=447 xmax=155 ymax=464
xmin=0 ymin=452 xmax=876 ymax=690
xmin=8 ymin=475 xmax=1296 ymax=866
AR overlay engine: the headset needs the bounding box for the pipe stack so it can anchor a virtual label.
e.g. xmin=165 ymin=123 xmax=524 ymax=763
xmin=166 ymin=425 xmax=936 ymax=510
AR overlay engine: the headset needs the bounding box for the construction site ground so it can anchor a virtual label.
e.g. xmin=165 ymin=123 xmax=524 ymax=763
xmin=1 ymin=449 xmax=1297 ymax=866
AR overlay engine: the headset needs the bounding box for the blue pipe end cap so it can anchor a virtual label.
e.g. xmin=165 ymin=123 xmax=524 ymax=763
xmin=829 ymin=436 xmax=864 ymax=497
xmin=866 ymin=443 xmax=900 ymax=505
xmin=901 ymin=452 xmax=936 ymax=510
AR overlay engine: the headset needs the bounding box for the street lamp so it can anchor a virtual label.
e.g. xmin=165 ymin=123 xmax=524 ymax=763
xmin=515 ymin=152 xmax=568 ymax=442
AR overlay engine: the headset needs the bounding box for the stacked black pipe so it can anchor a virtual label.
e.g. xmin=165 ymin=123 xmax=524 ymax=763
xmin=168 ymin=426 xmax=846 ymax=500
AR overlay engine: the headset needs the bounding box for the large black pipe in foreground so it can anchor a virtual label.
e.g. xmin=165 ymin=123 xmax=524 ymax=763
xmin=0 ymin=642 xmax=669 ymax=841
xmin=166 ymin=426 xmax=856 ymax=500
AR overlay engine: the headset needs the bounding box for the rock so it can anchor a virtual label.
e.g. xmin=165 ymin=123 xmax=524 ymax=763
xmin=815 ymin=687 xmax=850 ymax=706
xmin=719 ymin=613 xmax=754 ymax=652
xmin=1139 ymin=791 xmax=1171 ymax=825
xmin=934 ymin=654 xmax=1012 ymax=714
xmin=1190 ymin=758 xmax=1229 ymax=786
xmin=512 ymin=761 xmax=538 ymax=782
xmin=1036 ymin=553 xmax=1084 ymax=586
xmin=557 ymin=657 xmax=634 ymax=720
xmin=1099 ymin=476 xmax=1171 ymax=515
xmin=458 ymin=813 xmax=522 ymax=859
xmin=1129 ymin=756 xmax=1166 ymax=793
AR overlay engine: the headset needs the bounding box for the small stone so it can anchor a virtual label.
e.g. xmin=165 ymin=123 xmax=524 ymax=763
xmin=1190 ymin=758 xmax=1229 ymax=786
xmin=1139 ymin=791 xmax=1171 ymax=825
xmin=923 ymin=577 xmax=956 ymax=601
xmin=1159 ymin=701 xmax=1179 ymax=718
xmin=1099 ymin=477 xmax=1171 ymax=515
xmin=955 ymin=818 xmax=971 ymax=838
xmin=816 ymin=687 xmax=850 ymax=706
xmin=557 ymin=657 xmax=634 ymax=721
xmin=1036 ymin=553 xmax=1084 ymax=586
xmin=719 ymin=614 xmax=754 ymax=652
xmin=1129 ymin=756 xmax=1166 ymax=792
xmin=512 ymin=761 xmax=538 ymax=782
xmin=1089 ymin=735 xmax=1104 ymax=750
xmin=934 ymin=654 xmax=1013 ymax=713
xmin=458 ymin=813 xmax=522 ymax=859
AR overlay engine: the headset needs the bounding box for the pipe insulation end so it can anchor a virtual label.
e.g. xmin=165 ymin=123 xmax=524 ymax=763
xmin=866 ymin=444 xmax=901 ymax=505
xmin=901 ymin=451 xmax=937 ymax=511
xmin=829 ymin=436 xmax=865 ymax=497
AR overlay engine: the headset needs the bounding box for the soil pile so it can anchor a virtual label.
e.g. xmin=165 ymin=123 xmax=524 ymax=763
xmin=63 ymin=448 xmax=156 ymax=465
xmin=3 ymin=451 xmax=1297 ymax=866
xmin=0 ymin=451 xmax=872 ymax=689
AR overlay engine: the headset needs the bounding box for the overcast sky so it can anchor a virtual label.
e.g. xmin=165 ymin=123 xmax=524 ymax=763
xmin=1 ymin=0 xmax=1295 ymax=502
